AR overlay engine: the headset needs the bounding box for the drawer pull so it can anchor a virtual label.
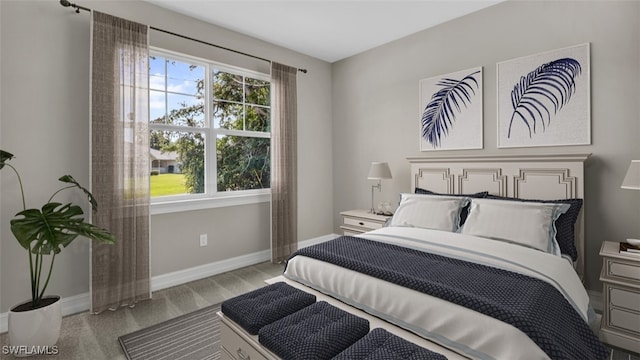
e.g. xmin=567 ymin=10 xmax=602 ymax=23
xmin=237 ymin=348 xmax=251 ymax=360
xmin=343 ymin=217 xmax=383 ymax=230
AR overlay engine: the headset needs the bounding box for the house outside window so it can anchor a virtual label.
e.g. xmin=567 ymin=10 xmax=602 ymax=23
xmin=149 ymin=49 xmax=271 ymax=212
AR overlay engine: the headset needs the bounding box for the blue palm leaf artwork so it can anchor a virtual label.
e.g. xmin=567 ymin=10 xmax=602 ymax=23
xmin=508 ymin=58 xmax=582 ymax=138
xmin=421 ymin=70 xmax=480 ymax=148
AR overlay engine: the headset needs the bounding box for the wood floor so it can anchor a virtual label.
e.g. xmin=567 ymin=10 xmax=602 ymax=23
xmin=0 ymin=261 xmax=284 ymax=360
xmin=1 ymin=260 xmax=638 ymax=359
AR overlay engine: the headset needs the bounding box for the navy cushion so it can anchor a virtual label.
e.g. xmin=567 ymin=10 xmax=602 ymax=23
xmin=415 ymin=188 xmax=488 ymax=226
xmin=221 ymin=282 xmax=316 ymax=335
xmin=333 ymin=328 xmax=447 ymax=360
xmin=259 ymin=301 xmax=369 ymax=360
xmin=485 ymin=195 xmax=583 ymax=261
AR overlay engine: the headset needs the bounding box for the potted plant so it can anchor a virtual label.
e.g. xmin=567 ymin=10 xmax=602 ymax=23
xmin=0 ymin=150 xmax=115 ymax=356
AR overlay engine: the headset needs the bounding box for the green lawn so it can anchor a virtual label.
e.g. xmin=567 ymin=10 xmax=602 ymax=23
xmin=151 ymin=173 xmax=187 ymax=197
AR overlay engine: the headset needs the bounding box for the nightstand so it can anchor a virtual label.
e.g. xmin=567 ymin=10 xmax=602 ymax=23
xmin=340 ymin=209 xmax=392 ymax=235
xmin=598 ymin=241 xmax=640 ymax=353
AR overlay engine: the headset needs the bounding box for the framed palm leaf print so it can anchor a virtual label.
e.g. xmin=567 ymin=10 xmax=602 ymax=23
xmin=419 ymin=67 xmax=483 ymax=151
xmin=497 ymin=43 xmax=590 ymax=148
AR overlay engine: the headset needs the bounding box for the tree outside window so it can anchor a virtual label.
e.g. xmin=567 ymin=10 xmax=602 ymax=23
xmin=149 ymin=51 xmax=270 ymax=199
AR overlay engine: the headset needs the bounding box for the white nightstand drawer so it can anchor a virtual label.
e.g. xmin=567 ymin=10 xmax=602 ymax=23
xmin=609 ymin=308 xmax=640 ymax=335
xmin=343 ymin=217 xmax=383 ymax=230
xmin=340 ymin=210 xmax=391 ymax=236
xmin=610 ymin=287 xmax=640 ymax=312
xmin=607 ymin=260 xmax=640 ymax=282
xmin=600 ymin=241 xmax=640 ymax=352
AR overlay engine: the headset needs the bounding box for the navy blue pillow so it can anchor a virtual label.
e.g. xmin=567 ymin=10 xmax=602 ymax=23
xmin=414 ymin=188 xmax=488 ymax=227
xmin=485 ymin=195 xmax=583 ymax=261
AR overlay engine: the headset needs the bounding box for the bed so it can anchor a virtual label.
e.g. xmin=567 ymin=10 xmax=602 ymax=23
xmin=278 ymin=154 xmax=609 ymax=360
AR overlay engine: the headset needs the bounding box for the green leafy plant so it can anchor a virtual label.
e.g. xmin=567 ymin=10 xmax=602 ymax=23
xmin=0 ymin=149 xmax=115 ymax=309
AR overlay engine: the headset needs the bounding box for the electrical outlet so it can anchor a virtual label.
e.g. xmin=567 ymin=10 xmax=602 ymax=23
xmin=199 ymin=234 xmax=208 ymax=247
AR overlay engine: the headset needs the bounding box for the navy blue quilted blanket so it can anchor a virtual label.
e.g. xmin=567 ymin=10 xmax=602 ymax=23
xmin=287 ymin=236 xmax=608 ymax=360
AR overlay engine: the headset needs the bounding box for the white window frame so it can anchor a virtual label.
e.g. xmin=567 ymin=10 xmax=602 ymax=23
xmin=149 ymin=48 xmax=271 ymax=215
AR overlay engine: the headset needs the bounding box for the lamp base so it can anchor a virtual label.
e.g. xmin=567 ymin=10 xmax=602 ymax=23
xmin=370 ymin=182 xmax=381 ymax=215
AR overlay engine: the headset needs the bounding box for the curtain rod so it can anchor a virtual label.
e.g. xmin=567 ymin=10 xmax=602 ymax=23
xmin=59 ymin=0 xmax=308 ymax=74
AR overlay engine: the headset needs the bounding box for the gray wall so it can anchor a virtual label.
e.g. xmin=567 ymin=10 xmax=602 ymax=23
xmin=0 ymin=1 xmax=333 ymax=313
xmin=332 ymin=0 xmax=640 ymax=291
xmin=2 ymin=0 xmax=638 ymax=315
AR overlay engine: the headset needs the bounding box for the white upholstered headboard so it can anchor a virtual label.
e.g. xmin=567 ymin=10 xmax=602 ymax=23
xmin=407 ymin=154 xmax=591 ymax=278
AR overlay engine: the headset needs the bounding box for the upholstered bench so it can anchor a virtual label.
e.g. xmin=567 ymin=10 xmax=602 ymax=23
xmin=333 ymin=328 xmax=448 ymax=360
xmin=221 ymin=282 xmax=316 ymax=335
xmin=217 ymin=280 xmax=451 ymax=360
xmin=258 ymin=301 xmax=370 ymax=360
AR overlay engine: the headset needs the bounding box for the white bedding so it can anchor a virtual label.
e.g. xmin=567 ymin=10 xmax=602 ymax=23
xmin=283 ymin=227 xmax=592 ymax=360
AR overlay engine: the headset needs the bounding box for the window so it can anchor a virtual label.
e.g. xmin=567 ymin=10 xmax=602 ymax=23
xmin=149 ymin=49 xmax=270 ymax=210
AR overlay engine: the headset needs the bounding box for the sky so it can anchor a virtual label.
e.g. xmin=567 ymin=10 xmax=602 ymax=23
xmin=149 ymin=55 xmax=203 ymax=124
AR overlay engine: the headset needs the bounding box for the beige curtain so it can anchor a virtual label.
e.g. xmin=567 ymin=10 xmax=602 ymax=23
xmin=90 ymin=11 xmax=150 ymax=313
xmin=270 ymin=63 xmax=298 ymax=263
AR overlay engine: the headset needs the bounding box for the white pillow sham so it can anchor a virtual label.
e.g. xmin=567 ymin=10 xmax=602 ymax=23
xmin=461 ymin=198 xmax=570 ymax=254
xmin=389 ymin=193 xmax=470 ymax=232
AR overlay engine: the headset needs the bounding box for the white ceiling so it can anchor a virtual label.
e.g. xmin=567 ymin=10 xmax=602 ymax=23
xmin=143 ymin=1 xmax=504 ymax=63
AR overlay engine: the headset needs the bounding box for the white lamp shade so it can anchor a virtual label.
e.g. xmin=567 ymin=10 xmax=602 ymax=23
xmin=621 ymin=160 xmax=640 ymax=190
xmin=368 ymin=162 xmax=392 ymax=180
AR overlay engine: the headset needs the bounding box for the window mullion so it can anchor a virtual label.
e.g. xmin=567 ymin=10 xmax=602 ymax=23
xmin=205 ymin=63 xmax=217 ymax=197
xmin=242 ymin=75 xmax=247 ymax=131
xmin=164 ymin=58 xmax=168 ymax=123
xmin=149 ymin=123 xmax=204 ymax=133
xmin=216 ymin=128 xmax=270 ymax=138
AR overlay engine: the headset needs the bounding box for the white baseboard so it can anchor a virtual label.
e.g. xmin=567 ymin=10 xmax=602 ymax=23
xmin=0 ymin=233 xmax=338 ymax=334
xmin=299 ymin=233 xmax=339 ymax=249
xmin=151 ymin=249 xmax=271 ymax=292
xmin=151 ymin=233 xmax=338 ymax=291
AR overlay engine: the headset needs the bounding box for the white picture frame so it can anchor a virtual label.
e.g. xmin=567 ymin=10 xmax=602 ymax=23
xmin=497 ymin=43 xmax=590 ymax=148
xmin=419 ymin=67 xmax=483 ymax=151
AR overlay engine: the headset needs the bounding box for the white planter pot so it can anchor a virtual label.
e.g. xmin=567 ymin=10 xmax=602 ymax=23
xmin=8 ymin=296 xmax=61 ymax=357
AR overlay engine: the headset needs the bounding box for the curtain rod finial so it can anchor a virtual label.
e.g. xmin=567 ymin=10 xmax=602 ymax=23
xmin=60 ymin=0 xmax=88 ymax=13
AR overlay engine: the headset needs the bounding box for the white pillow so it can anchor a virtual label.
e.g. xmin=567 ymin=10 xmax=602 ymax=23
xmin=389 ymin=193 xmax=470 ymax=232
xmin=461 ymin=198 xmax=570 ymax=253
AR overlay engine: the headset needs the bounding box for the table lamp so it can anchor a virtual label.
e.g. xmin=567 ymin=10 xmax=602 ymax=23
xmin=621 ymin=160 xmax=640 ymax=245
xmin=368 ymin=162 xmax=392 ymax=214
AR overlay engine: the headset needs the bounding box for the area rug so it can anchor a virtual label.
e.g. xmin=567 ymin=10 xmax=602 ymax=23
xmin=118 ymin=303 xmax=221 ymax=360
